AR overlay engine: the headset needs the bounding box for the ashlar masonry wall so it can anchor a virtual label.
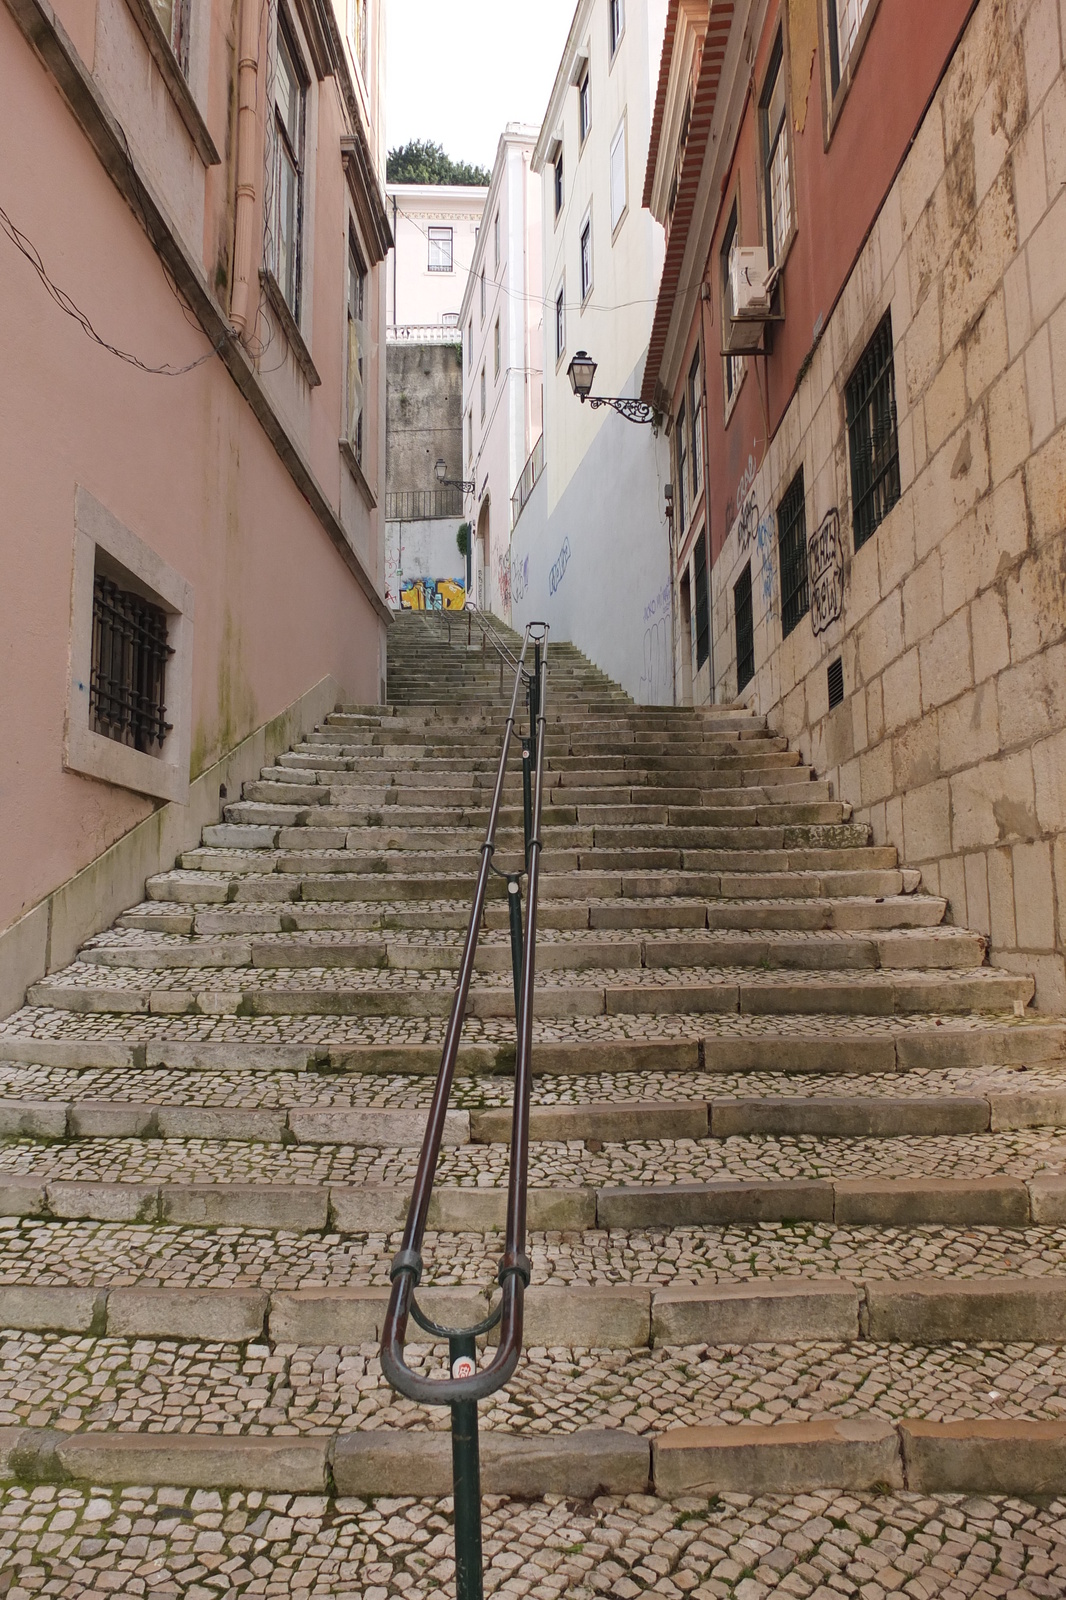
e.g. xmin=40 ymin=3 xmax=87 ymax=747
xmin=709 ymin=0 xmax=1066 ymax=1009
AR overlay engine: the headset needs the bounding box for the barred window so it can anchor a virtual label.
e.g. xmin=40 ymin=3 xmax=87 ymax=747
xmin=694 ymin=532 xmax=710 ymax=671
xmin=91 ymin=571 xmax=173 ymax=754
xmin=777 ymin=468 xmax=809 ymax=638
xmin=735 ymin=562 xmax=754 ymax=692
xmin=845 ymin=310 xmax=900 ymax=551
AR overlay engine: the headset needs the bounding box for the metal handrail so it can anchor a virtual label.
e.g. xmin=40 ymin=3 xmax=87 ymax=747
xmin=380 ymin=621 xmax=549 ymax=1407
xmin=458 ymin=604 xmax=526 ymax=678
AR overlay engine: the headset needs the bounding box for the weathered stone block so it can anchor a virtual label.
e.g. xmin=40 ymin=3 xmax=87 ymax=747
xmin=106 ymin=1288 xmax=268 ymax=1343
xmin=47 ymin=1182 xmax=159 ymax=1223
xmin=833 ymin=1176 xmax=1029 ymax=1225
xmin=901 ymin=1419 xmax=1066 ymax=1495
xmin=597 ymin=1181 xmax=834 ymax=1229
xmin=161 ymin=1184 xmax=327 ymax=1231
xmin=0 ymin=1286 xmax=98 ymax=1332
xmin=652 ymin=1279 xmax=860 ymax=1346
xmin=653 ymin=1419 xmax=903 ymax=1496
xmin=867 ymin=1276 xmax=1066 ymax=1342
xmin=520 ymin=1286 xmax=651 ymax=1350
xmin=333 ymin=1429 xmax=650 ymax=1498
xmin=902 ymin=780 xmax=952 ymax=862
xmin=55 ymin=1432 xmax=328 ymax=1492
xmin=950 ymin=752 xmax=1037 ymax=852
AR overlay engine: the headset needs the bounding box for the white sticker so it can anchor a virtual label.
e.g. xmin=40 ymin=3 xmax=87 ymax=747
xmin=451 ymin=1355 xmax=476 ymax=1380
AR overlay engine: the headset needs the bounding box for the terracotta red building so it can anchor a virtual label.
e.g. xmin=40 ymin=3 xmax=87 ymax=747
xmin=642 ymin=0 xmax=1066 ymax=1007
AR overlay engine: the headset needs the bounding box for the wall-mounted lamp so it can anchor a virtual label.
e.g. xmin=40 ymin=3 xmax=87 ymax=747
xmin=434 ymin=457 xmax=475 ymax=494
xmin=566 ymin=350 xmax=655 ymax=425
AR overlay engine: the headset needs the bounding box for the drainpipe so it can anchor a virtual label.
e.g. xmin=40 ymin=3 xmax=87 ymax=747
xmin=522 ymin=150 xmax=532 ymax=461
xmin=230 ymin=0 xmax=261 ymax=337
xmin=392 ymin=195 xmax=399 ymax=331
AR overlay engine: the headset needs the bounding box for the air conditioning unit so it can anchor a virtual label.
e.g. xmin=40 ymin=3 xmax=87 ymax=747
xmin=731 ymin=246 xmax=772 ymax=319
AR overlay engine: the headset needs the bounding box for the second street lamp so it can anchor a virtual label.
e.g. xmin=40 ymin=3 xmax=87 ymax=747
xmin=566 ymin=350 xmax=656 ymax=425
xmin=435 ymin=457 xmax=475 ymax=494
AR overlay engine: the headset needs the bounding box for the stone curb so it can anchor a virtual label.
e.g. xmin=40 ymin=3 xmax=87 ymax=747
xmin=4 ymin=1274 xmax=1066 ymax=1349
xmin=0 ymin=1417 xmax=1063 ymax=1496
xmin=0 ymin=1175 xmax=1056 ymax=1231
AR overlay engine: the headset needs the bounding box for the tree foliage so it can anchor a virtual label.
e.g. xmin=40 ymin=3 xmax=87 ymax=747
xmin=387 ymin=140 xmax=490 ymax=187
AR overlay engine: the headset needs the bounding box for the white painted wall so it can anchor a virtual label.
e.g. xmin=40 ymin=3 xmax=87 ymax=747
xmin=384 ymin=518 xmax=467 ymax=609
xmin=459 ymin=127 xmax=543 ymax=622
xmin=386 ymin=186 xmax=487 ymax=331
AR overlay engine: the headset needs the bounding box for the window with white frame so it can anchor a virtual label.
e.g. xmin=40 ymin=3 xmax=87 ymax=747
xmin=346 ymin=0 xmax=368 ymax=79
xmin=555 ymin=283 xmax=565 ymax=360
xmin=467 ymin=410 xmax=473 ymax=463
xmin=828 ymin=0 xmax=873 ymax=91
xmin=760 ymin=34 xmax=792 ymax=266
xmin=494 ymin=211 xmax=501 ymax=272
xmin=152 ymin=0 xmax=190 ymax=71
xmin=494 ymin=317 xmax=501 ymax=379
xmin=346 ymin=232 xmax=366 ymax=463
xmin=466 ymin=320 xmax=473 ymax=364
xmin=609 ymin=0 xmax=625 ymax=57
xmin=688 ymin=348 xmax=703 ymax=498
xmin=578 ymin=66 xmax=592 ymax=144
xmin=480 ymin=366 xmax=486 ymax=421
xmin=480 ymin=268 xmax=486 ymax=322
xmin=610 ymin=117 xmax=627 ymax=232
xmin=554 ymin=148 xmax=564 ymax=217
xmin=721 ymin=199 xmax=742 ymax=404
xmin=580 ymin=213 xmax=593 ymax=301
xmin=271 ymin=21 xmax=306 ymax=319
xmin=428 ymin=226 xmax=453 ymax=272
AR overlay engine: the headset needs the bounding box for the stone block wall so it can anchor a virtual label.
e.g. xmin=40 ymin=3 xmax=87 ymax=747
xmin=709 ymin=0 xmax=1066 ymax=1008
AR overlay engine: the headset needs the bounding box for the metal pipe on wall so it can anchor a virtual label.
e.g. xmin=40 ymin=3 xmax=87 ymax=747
xmin=230 ymin=0 xmax=262 ymax=336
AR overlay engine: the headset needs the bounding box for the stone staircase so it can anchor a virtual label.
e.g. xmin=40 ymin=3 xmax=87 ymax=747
xmin=0 ymin=608 xmax=1065 ymax=1592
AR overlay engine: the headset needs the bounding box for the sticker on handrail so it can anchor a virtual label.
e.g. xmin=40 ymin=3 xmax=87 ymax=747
xmin=451 ymin=1355 xmax=476 ymax=1380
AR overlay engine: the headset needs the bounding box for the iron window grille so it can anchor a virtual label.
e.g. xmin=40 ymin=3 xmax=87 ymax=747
xmin=688 ymin=349 xmax=703 ymax=498
xmin=827 ymin=656 xmax=845 ymax=709
xmin=735 ymin=562 xmax=755 ymax=692
xmin=846 ymin=309 xmax=900 ymax=551
xmin=828 ymin=0 xmax=873 ymax=92
xmin=271 ymin=22 xmax=306 ymax=319
xmin=777 ymin=468 xmax=810 ymax=638
xmin=428 ymin=227 xmax=454 ymax=272
xmin=760 ymin=34 xmax=791 ymax=266
xmin=694 ymin=531 xmax=711 ymax=671
xmin=91 ymin=572 xmax=173 ymax=754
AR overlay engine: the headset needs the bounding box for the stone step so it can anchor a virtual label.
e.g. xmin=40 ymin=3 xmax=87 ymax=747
xmin=81 ymin=926 xmax=985 ymax=974
xmin=25 ymin=964 xmax=1030 ymax=1018
xmin=181 ymin=845 xmax=898 ymax=877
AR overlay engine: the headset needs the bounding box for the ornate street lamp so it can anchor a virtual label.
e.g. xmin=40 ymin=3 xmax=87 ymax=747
xmin=566 ymin=350 xmax=655 ymax=424
xmin=435 ymin=457 xmax=475 ymax=494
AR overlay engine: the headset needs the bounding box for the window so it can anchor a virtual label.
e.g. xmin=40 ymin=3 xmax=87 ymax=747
xmin=466 ymin=319 xmax=473 ymax=365
xmin=760 ymin=35 xmax=792 ymax=266
xmin=441 ymin=312 xmax=459 ymax=327
xmin=579 ymin=67 xmax=592 ymax=144
xmin=609 ymin=0 xmax=625 ymax=56
xmin=480 ymin=268 xmax=486 ymax=322
xmin=675 ymin=401 xmax=688 ymax=530
xmin=734 ymin=563 xmax=755 ymax=691
xmin=480 ymin=366 xmax=486 ymax=421
xmin=693 ymin=532 xmax=710 ymax=671
xmin=688 ymin=349 xmax=703 ymax=498
xmin=720 ymin=200 xmax=742 ymax=404
xmin=554 ymin=149 xmax=564 ymax=217
xmin=271 ymin=22 xmax=306 ymax=318
xmin=580 ymin=214 xmax=593 ymax=301
xmin=467 ymin=410 xmax=473 ymax=463
xmin=346 ymin=233 xmax=366 ymax=463
xmin=428 ymin=226 xmax=453 ymax=273
xmin=828 ymin=0 xmax=873 ymax=92
xmin=777 ymin=469 xmax=809 ymax=638
xmin=346 ymin=0 xmax=368 ymax=79
xmin=555 ymin=284 xmax=566 ymax=361
xmin=828 ymin=656 xmax=845 ymax=708
xmin=494 ymin=211 xmax=501 ymax=272
xmin=494 ymin=317 xmax=501 ymax=379
xmin=610 ymin=118 xmax=627 ymax=232
xmin=152 ymin=0 xmax=190 ymax=72
xmin=845 ymin=309 xmax=900 ymax=550
xmin=91 ymin=569 xmax=173 ymax=754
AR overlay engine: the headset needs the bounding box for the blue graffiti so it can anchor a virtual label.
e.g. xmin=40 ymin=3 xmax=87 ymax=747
xmin=756 ymin=510 xmax=776 ymax=618
xmin=549 ymin=537 xmax=572 ymax=597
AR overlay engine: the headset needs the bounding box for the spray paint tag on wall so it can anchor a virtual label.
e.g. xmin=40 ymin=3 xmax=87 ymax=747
xmin=451 ymin=1355 xmax=476 ymax=1380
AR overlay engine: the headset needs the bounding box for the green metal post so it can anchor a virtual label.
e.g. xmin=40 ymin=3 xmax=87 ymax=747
xmin=521 ymin=740 xmax=533 ymax=869
xmin=507 ymin=876 xmax=523 ymax=1023
xmin=449 ymin=1331 xmax=484 ymax=1600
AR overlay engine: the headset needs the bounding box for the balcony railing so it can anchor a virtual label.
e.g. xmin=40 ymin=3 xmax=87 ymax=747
xmin=387 ymin=322 xmax=463 ymax=345
xmin=385 ymin=487 xmax=465 ymax=521
xmin=511 ymin=434 xmax=544 ymax=530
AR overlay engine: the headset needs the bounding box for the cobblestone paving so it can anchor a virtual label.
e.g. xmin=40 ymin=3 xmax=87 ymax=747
xmin=1 ymin=1063 xmax=1060 ymax=1110
xmin=0 ymin=1486 xmax=1064 ymax=1598
xmin=0 ymin=1219 xmax=1063 ymax=1291
xmin=0 ymin=1130 xmax=1064 ymax=1185
xmin=3 ymin=1333 xmax=1066 ymax=1435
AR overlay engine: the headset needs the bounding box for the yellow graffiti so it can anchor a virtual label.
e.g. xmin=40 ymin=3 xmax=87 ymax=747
xmin=399 ymin=578 xmax=467 ymax=611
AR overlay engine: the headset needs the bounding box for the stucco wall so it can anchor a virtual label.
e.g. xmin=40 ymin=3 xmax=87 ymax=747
xmin=385 ymin=519 xmax=467 ymax=608
xmin=386 ymin=342 xmax=464 ymax=495
xmin=511 ymin=358 xmax=673 ymax=703
xmin=707 ymin=0 xmax=1066 ymax=1009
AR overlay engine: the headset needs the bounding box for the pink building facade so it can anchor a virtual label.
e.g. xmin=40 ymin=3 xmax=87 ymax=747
xmin=0 ymin=0 xmax=391 ymax=1013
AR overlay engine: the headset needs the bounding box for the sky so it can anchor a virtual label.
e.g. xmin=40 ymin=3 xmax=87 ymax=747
xmin=386 ymin=0 xmax=578 ymax=172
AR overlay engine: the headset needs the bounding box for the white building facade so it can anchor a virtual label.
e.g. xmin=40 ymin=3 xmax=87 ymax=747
xmin=509 ymin=0 xmax=673 ymax=703
xmin=459 ymin=127 xmax=543 ymax=619
xmin=386 ymin=185 xmax=487 ymax=334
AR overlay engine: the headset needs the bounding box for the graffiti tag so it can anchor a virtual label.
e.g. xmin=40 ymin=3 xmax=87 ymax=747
xmin=807 ymin=509 xmax=844 ymax=635
xmin=495 ymin=549 xmax=511 ymax=611
xmin=756 ymin=509 xmax=776 ymax=620
xmin=725 ymin=440 xmax=763 ymax=536
xmin=549 ymin=537 xmax=572 ymax=597
xmin=736 ymin=490 xmax=759 ymax=554
xmin=400 ymin=577 xmax=466 ymax=612
xmin=643 ymin=582 xmax=671 ymax=625
xmin=511 ymin=551 xmax=530 ymax=606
